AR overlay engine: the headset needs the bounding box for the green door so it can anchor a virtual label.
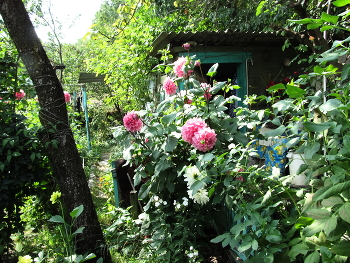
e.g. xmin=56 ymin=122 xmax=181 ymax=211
xmin=179 ymin=51 xmax=252 ymax=107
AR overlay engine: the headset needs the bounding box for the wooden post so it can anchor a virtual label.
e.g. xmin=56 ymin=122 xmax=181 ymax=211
xmin=130 ymin=190 xmax=140 ymax=219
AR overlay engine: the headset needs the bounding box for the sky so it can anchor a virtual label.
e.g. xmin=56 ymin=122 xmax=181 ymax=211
xmin=34 ymin=0 xmax=104 ymax=43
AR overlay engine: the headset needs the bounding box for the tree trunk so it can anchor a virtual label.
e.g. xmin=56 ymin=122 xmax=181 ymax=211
xmin=0 ymin=1 xmax=112 ymax=262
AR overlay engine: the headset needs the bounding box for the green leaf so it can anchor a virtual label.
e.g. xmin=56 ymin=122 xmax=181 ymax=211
xmin=321 ymin=12 xmax=339 ymax=24
xmin=256 ymin=0 xmax=266 ymax=16
xmin=263 ymin=125 xmax=286 ymax=137
xmin=333 ymin=0 xmax=350 ymax=7
xmin=321 ymin=196 xmax=344 ymax=207
xmin=316 ymin=52 xmax=340 ymax=62
xmin=314 ymin=66 xmax=325 ymax=74
xmin=72 ymin=226 xmax=85 ymax=235
xmin=272 ymin=99 xmax=293 ymax=113
xmin=84 ymin=254 xmax=96 ymax=260
xmin=319 ymin=99 xmax=342 ymax=113
xmin=304 ymin=142 xmax=320 ymax=159
xmin=305 ymin=251 xmax=320 ymax=263
xmin=70 ymin=205 xmax=84 ymax=219
xmin=290 ymin=18 xmax=314 ymax=24
xmin=166 ymin=179 xmax=175 ymax=192
xmin=266 ymin=83 xmax=285 ymax=92
xmin=251 ymin=239 xmax=259 ymax=250
xmin=162 ymin=136 xmax=178 ymax=152
xmin=262 ymin=190 xmax=272 ymax=204
xmin=338 ymin=202 xmax=350 ymax=223
xmin=303 ymin=121 xmax=336 ymax=132
xmin=324 ymin=215 xmax=337 ymax=235
xmin=30 ymin=152 xmax=36 ymax=162
xmin=306 ymin=209 xmax=331 ymax=220
xmin=48 ymin=215 xmax=65 ymax=224
xmin=211 ymin=233 xmax=229 ymax=243
xmin=288 ymin=243 xmax=310 ymax=260
xmin=190 ymin=180 xmax=206 ymax=195
xmin=321 ymin=25 xmax=335 ymax=32
xmin=206 ymin=63 xmax=219 ymax=78
xmin=211 ymin=82 xmax=226 ymax=94
xmin=138 ymin=184 xmax=150 ymax=200
xmin=189 ymin=88 xmax=204 ymax=96
xmin=200 ymin=153 xmax=215 ymax=162
xmin=303 ymin=219 xmax=326 ymax=236
xmin=162 ymin=113 xmax=177 ymax=125
xmin=313 ymin=181 xmax=350 ymax=201
xmin=222 ymin=235 xmax=232 ymax=247
xmin=307 ymin=23 xmax=321 ymax=29
xmin=341 ymin=64 xmax=350 ymax=81
xmin=234 ymin=132 xmax=249 ymax=145
xmin=266 ymin=234 xmax=282 ymax=243
xmin=286 ymin=85 xmax=306 ymax=98
xmin=332 ymin=241 xmax=350 ymax=256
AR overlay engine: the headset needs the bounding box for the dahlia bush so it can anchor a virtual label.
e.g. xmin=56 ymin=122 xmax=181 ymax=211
xmin=114 ymin=53 xmax=248 ymax=262
xmin=114 ymin=50 xmax=300 ymax=262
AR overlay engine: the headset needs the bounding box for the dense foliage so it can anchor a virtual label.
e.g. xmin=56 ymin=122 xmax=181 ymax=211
xmin=2 ymin=0 xmax=350 ymax=262
xmin=0 ymin=51 xmax=52 ymax=256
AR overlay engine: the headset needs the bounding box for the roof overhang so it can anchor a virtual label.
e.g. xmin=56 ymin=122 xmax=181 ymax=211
xmin=150 ymin=30 xmax=297 ymax=57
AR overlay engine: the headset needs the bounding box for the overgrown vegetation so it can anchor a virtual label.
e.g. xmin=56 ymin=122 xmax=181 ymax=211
xmin=1 ymin=0 xmax=350 ymax=262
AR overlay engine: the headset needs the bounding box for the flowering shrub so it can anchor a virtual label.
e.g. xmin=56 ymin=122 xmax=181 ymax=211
xmin=63 ymin=91 xmax=71 ymax=103
xmin=114 ymin=52 xmax=265 ymax=262
xmin=15 ymin=89 xmax=25 ymax=100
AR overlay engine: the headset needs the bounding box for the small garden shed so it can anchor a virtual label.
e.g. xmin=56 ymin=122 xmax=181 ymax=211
xmin=151 ymin=30 xmax=307 ymax=108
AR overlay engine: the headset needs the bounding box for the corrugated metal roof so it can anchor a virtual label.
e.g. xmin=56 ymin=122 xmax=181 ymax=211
xmin=151 ymin=30 xmax=294 ymax=56
xmin=78 ymin=73 xmax=105 ymax=83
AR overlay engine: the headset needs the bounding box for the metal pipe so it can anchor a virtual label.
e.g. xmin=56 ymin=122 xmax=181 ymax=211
xmin=82 ymin=85 xmax=91 ymax=151
xmin=245 ymin=58 xmax=253 ymax=99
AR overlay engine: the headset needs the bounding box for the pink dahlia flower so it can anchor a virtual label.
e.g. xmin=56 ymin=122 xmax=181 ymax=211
xmin=192 ymin=127 xmax=217 ymax=152
xmin=63 ymin=91 xmax=71 ymax=103
xmin=15 ymin=89 xmax=26 ymax=100
xmin=181 ymin=118 xmax=207 ymax=144
xmin=163 ymin=77 xmax=178 ymax=95
xmin=201 ymin=83 xmax=212 ymax=100
xmin=174 ymin=56 xmax=187 ymax=78
xmin=123 ymin=111 xmax=143 ymax=132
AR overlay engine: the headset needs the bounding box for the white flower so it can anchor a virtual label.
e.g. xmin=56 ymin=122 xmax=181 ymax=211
xmin=272 ymin=167 xmax=280 ymax=178
xmin=163 ymin=201 xmax=167 ymax=205
xmin=173 ymin=200 xmax=177 ymax=205
xmin=183 ymin=200 xmax=188 ymax=206
xmin=190 ymin=246 xmax=193 ymax=250
xmin=154 ymin=196 xmax=159 ymax=201
xmin=155 ymin=201 xmax=160 ymax=207
xmin=188 ymin=253 xmax=194 ymax=258
xmin=138 ymin=213 xmax=146 ymax=220
xmin=184 ymin=166 xmax=201 ymax=186
xmin=176 ymin=203 xmax=181 ymax=209
xmin=193 ymin=188 xmax=209 ymax=205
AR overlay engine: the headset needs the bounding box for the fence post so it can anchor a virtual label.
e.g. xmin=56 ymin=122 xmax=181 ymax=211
xmin=111 ymin=161 xmax=119 ymax=207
